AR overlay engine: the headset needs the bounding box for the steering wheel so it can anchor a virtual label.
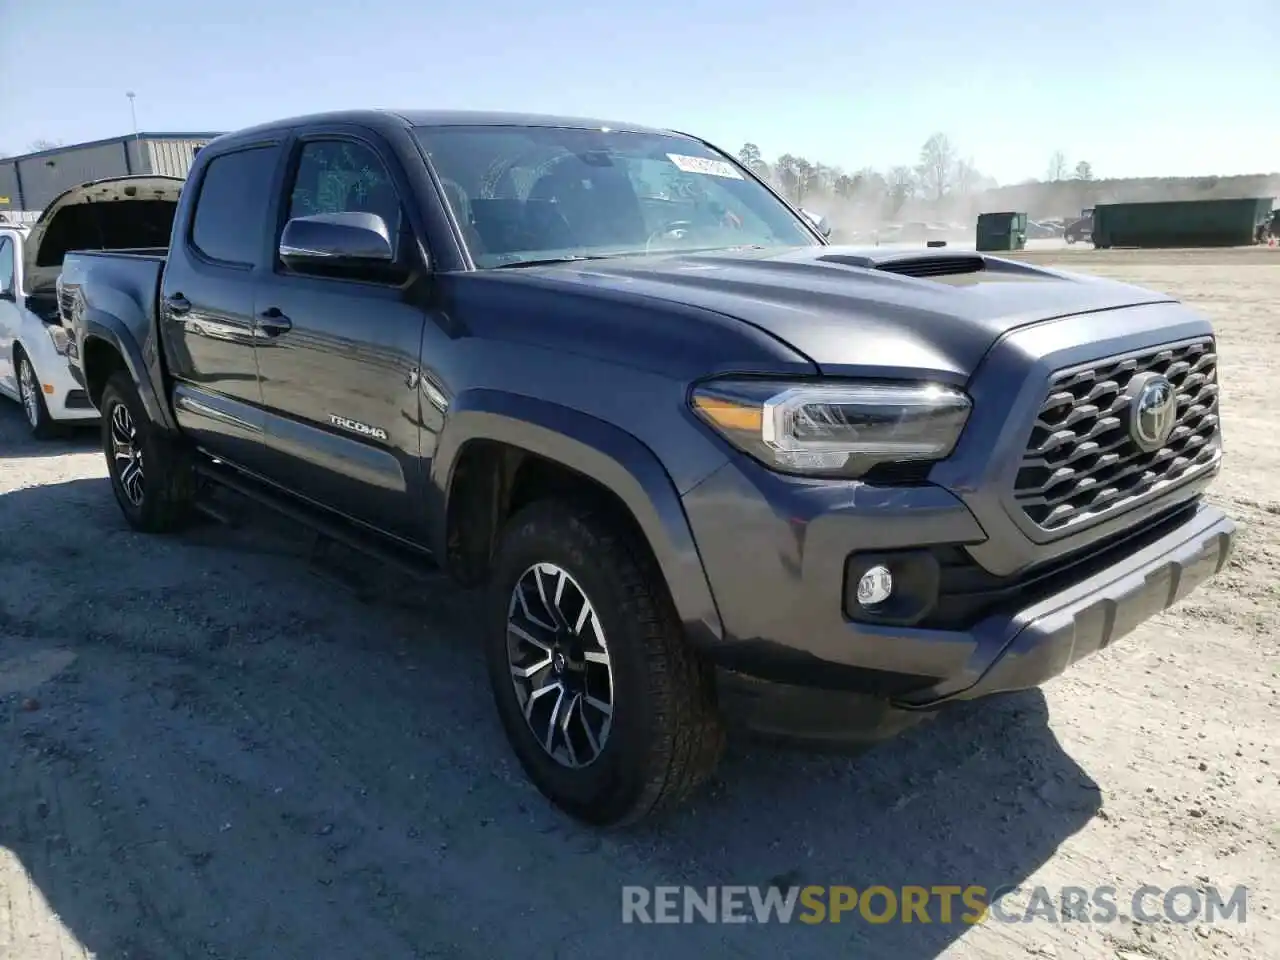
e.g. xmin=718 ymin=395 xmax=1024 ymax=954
xmin=645 ymin=220 xmax=696 ymax=252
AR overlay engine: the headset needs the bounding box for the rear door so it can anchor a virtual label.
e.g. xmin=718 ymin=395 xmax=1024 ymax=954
xmin=252 ymin=128 xmax=430 ymax=543
xmin=161 ymin=141 xmax=284 ymax=471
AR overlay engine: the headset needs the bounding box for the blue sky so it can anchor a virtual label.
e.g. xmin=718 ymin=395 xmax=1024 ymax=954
xmin=2 ymin=0 xmax=1276 ymax=184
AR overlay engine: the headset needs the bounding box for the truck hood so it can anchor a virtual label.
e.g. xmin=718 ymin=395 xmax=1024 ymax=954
xmin=506 ymin=246 xmax=1176 ymax=379
xmin=22 ymin=175 xmax=183 ymax=296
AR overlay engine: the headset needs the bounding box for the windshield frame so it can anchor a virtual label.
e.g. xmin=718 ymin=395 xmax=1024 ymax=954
xmin=411 ymin=123 xmax=827 ymax=270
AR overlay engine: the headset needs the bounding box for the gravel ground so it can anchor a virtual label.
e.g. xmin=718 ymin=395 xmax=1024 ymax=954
xmin=1 ymin=248 xmax=1277 ymax=960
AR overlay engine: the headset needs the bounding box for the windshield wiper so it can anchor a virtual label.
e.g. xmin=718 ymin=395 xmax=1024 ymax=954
xmin=493 ymin=255 xmax=619 ymax=269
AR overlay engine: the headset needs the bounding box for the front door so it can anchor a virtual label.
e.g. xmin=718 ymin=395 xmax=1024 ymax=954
xmin=253 ymin=132 xmax=429 ymax=543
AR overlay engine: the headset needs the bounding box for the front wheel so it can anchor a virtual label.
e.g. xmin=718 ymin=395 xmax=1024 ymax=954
xmin=15 ymin=349 xmax=59 ymax=440
xmin=485 ymin=500 xmax=725 ymax=825
xmin=99 ymin=371 xmax=196 ymax=533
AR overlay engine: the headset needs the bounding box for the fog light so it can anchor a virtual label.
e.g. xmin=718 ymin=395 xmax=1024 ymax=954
xmin=856 ymin=565 xmax=894 ymax=607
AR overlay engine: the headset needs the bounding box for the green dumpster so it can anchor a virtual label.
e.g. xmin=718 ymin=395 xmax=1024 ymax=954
xmin=1092 ymin=198 xmax=1274 ymax=249
xmin=975 ymin=212 xmax=1027 ymax=252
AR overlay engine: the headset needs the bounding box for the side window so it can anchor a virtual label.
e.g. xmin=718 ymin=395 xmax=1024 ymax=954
xmin=190 ymin=146 xmax=281 ymax=266
xmin=0 ymin=238 xmax=13 ymax=293
xmin=285 ymin=140 xmax=403 ymax=240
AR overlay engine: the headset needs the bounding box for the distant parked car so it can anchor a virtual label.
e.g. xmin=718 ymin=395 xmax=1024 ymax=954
xmin=1025 ymin=220 xmax=1060 ymax=240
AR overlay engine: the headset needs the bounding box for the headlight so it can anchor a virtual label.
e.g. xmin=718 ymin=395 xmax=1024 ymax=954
xmin=45 ymin=323 xmax=72 ymax=356
xmin=691 ymin=379 xmax=971 ymax=478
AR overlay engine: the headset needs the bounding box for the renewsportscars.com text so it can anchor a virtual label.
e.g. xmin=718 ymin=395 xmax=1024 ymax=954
xmin=621 ymin=884 xmax=1249 ymax=925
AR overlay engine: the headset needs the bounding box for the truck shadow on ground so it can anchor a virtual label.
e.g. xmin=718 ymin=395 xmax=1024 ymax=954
xmin=0 ymin=477 xmax=1102 ymax=960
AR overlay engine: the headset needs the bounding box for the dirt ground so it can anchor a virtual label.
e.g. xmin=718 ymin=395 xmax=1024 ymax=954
xmin=1 ymin=248 xmax=1276 ymax=960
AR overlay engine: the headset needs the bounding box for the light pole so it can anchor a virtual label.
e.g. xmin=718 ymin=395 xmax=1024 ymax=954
xmin=126 ymin=91 xmax=139 ymax=141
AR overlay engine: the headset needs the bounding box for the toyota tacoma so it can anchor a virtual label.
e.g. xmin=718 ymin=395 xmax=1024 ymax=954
xmin=58 ymin=110 xmax=1236 ymax=825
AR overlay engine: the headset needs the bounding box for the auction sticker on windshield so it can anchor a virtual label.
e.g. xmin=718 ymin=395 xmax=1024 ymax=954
xmin=667 ymin=154 xmax=744 ymax=179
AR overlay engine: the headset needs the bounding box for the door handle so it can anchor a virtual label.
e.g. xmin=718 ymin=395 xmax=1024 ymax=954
xmin=256 ymin=307 xmax=292 ymax=336
xmin=165 ymin=294 xmax=192 ymax=315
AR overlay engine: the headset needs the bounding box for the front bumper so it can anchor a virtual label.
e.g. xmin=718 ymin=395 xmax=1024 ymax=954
xmin=45 ymin=386 xmax=98 ymax=421
xmin=897 ymin=500 xmax=1234 ymax=707
xmin=25 ymin=335 xmax=99 ymax=422
xmin=682 ymin=458 xmax=1235 ymax=735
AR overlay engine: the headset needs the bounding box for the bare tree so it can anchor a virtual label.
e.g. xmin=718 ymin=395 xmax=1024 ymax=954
xmin=772 ymin=154 xmax=800 ymax=202
xmin=28 ymin=138 xmax=64 ymax=152
xmin=916 ymin=133 xmax=955 ymax=202
xmin=795 ymin=159 xmax=819 ymax=204
xmin=887 ymin=166 xmax=917 ymax=214
xmin=953 ymin=157 xmax=981 ymax=197
xmin=856 ymin=167 xmax=888 ymax=204
xmin=1046 ymin=150 xmax=1069 ymax=182
xmin=1073 ymin=160 xmax=1095 ymax=181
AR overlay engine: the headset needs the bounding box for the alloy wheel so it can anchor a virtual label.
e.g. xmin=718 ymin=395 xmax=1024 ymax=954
xmin=18 ymin=356 xmax=39 ymax=428
xmin=506 ymin=562 xmax=614 ymax=769
xmin=110 ymin=402 xmax=145 ymax=506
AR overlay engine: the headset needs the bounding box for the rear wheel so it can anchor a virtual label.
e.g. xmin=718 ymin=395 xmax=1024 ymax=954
xmin=15 ymin=350 xmax=58 ymax=440
xmin=485 ymin=500 xmax=725 ymax=825
xmin=99 ymin=371 xmax=196 ymax=533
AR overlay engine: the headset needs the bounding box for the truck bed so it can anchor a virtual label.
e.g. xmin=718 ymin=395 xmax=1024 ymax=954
xmin=58 ymin=249 xmax=169 ymax=421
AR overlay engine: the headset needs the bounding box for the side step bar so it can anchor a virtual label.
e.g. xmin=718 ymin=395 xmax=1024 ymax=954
xmin=193 ymin=459 xmax=442 ymax=584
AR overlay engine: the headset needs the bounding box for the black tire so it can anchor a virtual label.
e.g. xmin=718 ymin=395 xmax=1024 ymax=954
xmin=14 ymin=348 xmax=60 ymax=440
xmin=485 ymin=500 xmax=725 ymax=825
xmin=99 ymin=371 xmax=196 ymax=533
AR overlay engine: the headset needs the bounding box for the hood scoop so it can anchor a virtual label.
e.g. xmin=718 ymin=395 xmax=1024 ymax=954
xmin=874 ymin=254 xmax=986 ymax=278
xmin=817 ymin=250 xmax=986 ymax=280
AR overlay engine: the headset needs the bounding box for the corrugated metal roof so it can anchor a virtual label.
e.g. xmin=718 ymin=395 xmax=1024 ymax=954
xmin=2 ymin=133 xmax=224 ymax=165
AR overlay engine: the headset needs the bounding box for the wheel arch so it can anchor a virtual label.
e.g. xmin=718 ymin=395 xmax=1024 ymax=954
xmin=430 ymin=389 xmax=724 ymax=650
xmin=79 ymin=310 xmax=176 ymax=431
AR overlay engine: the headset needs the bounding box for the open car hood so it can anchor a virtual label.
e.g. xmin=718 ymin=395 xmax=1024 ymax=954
xmin=23 ymin=175 xmax=184 ymax=296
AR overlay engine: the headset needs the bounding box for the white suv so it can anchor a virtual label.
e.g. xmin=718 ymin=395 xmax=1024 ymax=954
xmin=0 ymin=223 xmax=98 ymax=437
xmin=0 ymin=177 xmax=182 ymax=438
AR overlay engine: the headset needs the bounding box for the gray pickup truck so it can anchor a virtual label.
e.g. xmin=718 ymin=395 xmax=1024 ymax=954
xmin=58 ymin=109 xmax=1235 ymax=824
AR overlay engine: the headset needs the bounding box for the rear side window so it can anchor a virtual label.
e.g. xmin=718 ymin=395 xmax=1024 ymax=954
xmin=190 ymin=146 xmax=281 ymax=266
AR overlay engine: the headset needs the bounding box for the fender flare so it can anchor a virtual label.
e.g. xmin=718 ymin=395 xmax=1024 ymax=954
xmin=80 ymin=309 xmax=177 ymax=431
xmin=429 ymin=389 xmax=725 ymax=649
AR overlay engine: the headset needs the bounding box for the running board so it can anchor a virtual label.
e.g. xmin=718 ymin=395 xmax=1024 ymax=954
xmin=193 ymin=459 xmax=442 ymax=584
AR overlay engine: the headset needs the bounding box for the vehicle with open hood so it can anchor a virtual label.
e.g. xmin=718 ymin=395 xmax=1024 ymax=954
xmin=0 ymin=175 xmax=181 ymax=437
xmin=58 ymin=110 xmax=1235 ymax=825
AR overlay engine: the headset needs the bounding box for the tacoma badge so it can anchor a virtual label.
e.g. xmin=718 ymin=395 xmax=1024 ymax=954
xmin=329 ymin=414 xmax=389 ymax=441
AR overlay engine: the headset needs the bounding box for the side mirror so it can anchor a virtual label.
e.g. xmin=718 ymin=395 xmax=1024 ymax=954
xmin=801 ymin=208 xmax=832 ymax=239
xmin=279 ymin=212 xmax=394 ymax=270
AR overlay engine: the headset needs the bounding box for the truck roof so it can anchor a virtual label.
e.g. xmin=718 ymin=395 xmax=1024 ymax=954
xmin=210 ymin=109 xmax=683 ymax=146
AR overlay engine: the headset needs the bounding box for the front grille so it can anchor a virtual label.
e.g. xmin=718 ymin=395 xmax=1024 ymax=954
xmin=1014 ymin=338 xmax=1220 ymax=532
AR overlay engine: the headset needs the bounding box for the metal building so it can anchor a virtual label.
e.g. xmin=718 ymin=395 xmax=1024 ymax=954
xmin=0 ymin=132 xmax=222 ymax=215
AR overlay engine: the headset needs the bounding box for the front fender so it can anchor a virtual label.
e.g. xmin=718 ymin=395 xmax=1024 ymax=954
xmin=80 ymin=309 xmax=176 ymax=431
xmin=429 ymin=389 xmax=725 ymax=649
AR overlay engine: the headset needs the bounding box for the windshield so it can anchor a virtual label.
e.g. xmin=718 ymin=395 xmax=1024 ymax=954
xmin=413 ymin=125 xmax=821 ymax=268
